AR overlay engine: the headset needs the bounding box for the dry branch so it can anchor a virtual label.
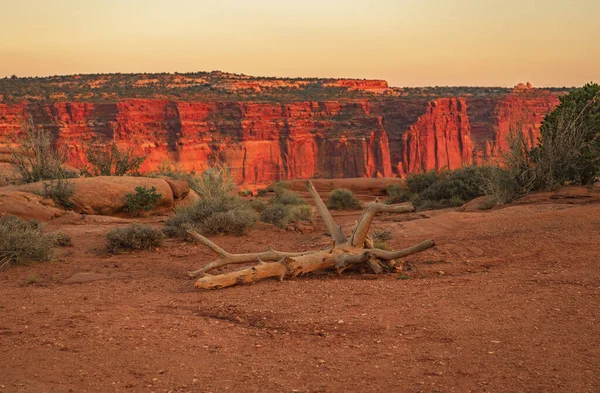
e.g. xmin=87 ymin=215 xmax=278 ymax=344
xmin=189 ymin=180 xmax=435 ymax=289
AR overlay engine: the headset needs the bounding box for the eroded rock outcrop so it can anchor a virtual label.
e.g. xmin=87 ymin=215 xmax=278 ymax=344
xmin=400 ymin=98 xmax=473 ymax=174
xmin=0 ymin=85 xmax=561 ymax=183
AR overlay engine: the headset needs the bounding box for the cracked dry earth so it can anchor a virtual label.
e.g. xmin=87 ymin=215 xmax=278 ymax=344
xmin=0 ymin=199 xmax=599 ymax=392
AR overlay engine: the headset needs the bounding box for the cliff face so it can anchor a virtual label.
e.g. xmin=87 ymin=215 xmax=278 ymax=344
xmin=398 ymin=98 xmax=473 ymax=175
xmin=0 ymin=88 xmax=561 ymax=184
xmin=0 ymin=100 xmax=393 ymax=184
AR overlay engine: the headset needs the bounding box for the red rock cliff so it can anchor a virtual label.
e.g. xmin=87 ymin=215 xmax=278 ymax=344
xmin=399 ymin=98 xmax=473 ymax=174
xmin=0 ymin=100 xmax=393 ymax=184
xmin=0 ymin=89 xmax=561 ymax=184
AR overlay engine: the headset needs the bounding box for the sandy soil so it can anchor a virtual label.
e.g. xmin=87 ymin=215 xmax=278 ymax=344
xmin=1 ymin=198 xmax=599 ymax=392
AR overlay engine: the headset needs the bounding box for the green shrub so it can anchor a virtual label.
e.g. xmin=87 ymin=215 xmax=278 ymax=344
xmin=106 ymin=224 xmax=163 ymax=253
xmin=123 ymin=186 xmax=162 ymax=216
xmin=41 ymin=177 xmax=75 ymax=209
xmin=0 ymin=216 xmax=55 ymax=267
xmin=260 ymin=204 xmax=313 ymax=228
xmin=260 ymin=205 xmax=288 ymax=227
xmin=326 ymin=188 xmax=362 ymax=210
xmin=272 ymin=189 xmax=306 ymax=206
xmin=406 ymin=170 xmax=440 ymax=194
xmin=164 ymin=195 xmax=257 ymax=237
xmin=385 ymin=184 xmax=409 ymax=204
xmin=534 ymin=82 xmax=599 ymax=186
xmin=409 ymin=166 xmax=494 ymax=210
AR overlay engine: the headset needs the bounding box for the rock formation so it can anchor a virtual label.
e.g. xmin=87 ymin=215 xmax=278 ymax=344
xmin=0 ymin=77 xmax=562 ymax=184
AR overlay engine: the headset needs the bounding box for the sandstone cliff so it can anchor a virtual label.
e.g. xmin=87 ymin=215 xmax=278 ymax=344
xmin=0 ymin=79 xmax=562 ymax=184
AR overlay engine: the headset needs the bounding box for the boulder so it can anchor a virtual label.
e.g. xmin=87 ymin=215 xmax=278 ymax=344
xmin=1 ymin=176 xmax=174 ymax=216
xmin=0 ymin=191 xmax=66 ymax=220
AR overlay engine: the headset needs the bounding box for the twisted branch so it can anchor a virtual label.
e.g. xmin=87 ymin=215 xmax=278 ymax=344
xmin=350 ymin=203 xmax=415 ymax=246
xmin=187 ymin=231 xmax=316 ymax=277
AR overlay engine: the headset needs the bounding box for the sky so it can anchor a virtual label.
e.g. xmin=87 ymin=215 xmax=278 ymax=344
xmin=1 ymin=0 xmax=599 ymax=87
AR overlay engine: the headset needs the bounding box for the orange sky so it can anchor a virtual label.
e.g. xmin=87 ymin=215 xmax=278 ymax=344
xmin=1 ymin=0 xmax=598 ymax=87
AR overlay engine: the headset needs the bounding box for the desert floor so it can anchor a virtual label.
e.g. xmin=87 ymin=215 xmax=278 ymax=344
xmin=1 ymin=193 xmax=599 ymax=392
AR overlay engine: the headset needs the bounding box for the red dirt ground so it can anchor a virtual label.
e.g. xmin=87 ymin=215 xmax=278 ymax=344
xmin=1 ymin=196 xmax=599 ymax=392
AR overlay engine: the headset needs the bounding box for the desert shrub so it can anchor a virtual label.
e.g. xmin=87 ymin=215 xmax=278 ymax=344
xmin=533 ymin=82 xmax=599 ymax=186
xmin=146 ymin=161 xmax=191 ymax=181
xmin=372 ymin=228 xmax=392 ymax=242
xmin=248 ymin=198 xmax=268 ymax=212
xmin=106 ymin=224 xmax=163 ymax=253
xmin=272 ymin=189 xmax=306 ymax=206
xmin=189 ymin=166 xmax=235 ymax=200
xmin=51 ymin=232 xmax=72 ymax=247
xmin=8 ymin=117 xmax=69 ymax=183
xmin=41 ymin=177 xmax=75 ymax=209
xmin=84 ymin=140 xmax=147 ymax=176
xmin=123 ymin=186 xmax=162 ymax=216
xmin=260 ymin=204 xmax=288 ymax=227
xmin=260 ymin=204 xmax=313 ymax=228
xmin=0 ymin=215 xmax=55 ymax=267
xmin=410 ymin=166 xmax=493 ymax=210
xmin=385 ymin=184 xmax=410 ymax=204
xmin=406 ymin=170 xmax=440 ymax=195
xmin=164 ymin=195 xmax=257 ymax=237
xmin=371 ymin=228 xmax=392 ymax=250
xmin=257 ymin=188 xmax=268 ymax=197
xmin=484 ymin=85 xmax=600 ymax=203
xmin=326 ymin=188 xmax=362 ymax=210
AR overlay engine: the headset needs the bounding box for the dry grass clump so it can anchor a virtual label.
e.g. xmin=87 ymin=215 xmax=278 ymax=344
xmin=0 ymin=216 xmax=56 ymax=268
xmin=106 ymin=224 xmax=163 ymax=253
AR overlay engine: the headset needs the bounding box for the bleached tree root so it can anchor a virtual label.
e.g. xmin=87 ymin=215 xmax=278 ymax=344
xmin=189 ymin=181 xmax=435 ymax=289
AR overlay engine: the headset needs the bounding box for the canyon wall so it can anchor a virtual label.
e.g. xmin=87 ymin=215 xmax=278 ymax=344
xmin=0 ymin=88 xmax=561 ymax=184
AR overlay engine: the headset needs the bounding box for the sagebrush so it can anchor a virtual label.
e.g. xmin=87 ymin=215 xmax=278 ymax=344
xmin=106 ymin=224 xmax=163 ymax=253
xmin=0 ymin=216 xmax=55 ymax=268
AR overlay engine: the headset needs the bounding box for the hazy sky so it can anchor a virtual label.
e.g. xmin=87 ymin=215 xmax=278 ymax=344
xmin=1 ymin=0 xmax=598 ymax=86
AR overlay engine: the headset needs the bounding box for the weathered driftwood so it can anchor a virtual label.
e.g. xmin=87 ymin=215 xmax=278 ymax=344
xmin=189 ymin=181 xmax=435 ymax=289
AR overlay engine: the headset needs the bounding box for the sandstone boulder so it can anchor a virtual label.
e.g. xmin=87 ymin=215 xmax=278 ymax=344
xmin=0 ymin=191 xmax=66 ymax=220
xmin=2 ymin=176 xmax=174 ymax=216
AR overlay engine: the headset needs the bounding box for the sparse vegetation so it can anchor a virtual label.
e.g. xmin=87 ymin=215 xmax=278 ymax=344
xmin=484 ymin=83 xmax=599 ymax=204
xmin=407 ymin=166 xmax=493 ymax=210
xmin=123 ymin=186 xmax=162 ymax=216
xmin=163 ymin=166 xmax=257 ymax=237
xmin=8 ymin=118 xmax=70 ymax=183
xmin=326 ymin=188 xmax=362 ymax=210
xmin=84 ymin=140 xmax=147 ymax=176
xmin=164 ymin=196 xmax=257 ymax=237
xmin=188 ymin=166 xmax=235 ymax=200
xmin=51 ymin=232 xmax=72 ymax=247
xmin=258 ymin=184 xmax=313 ymax=228
xmin=385 ymin=184 xmax=410 ymax=204
xmin=41 ymin=177 xmax=75 ymax=209
xmin=371 ymin=228 xmax=393 ymax=250
xmin=106 ymin=224 xmax=163 ymax=253
xmin=0 ymin=216 xmax=55 ymax=268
